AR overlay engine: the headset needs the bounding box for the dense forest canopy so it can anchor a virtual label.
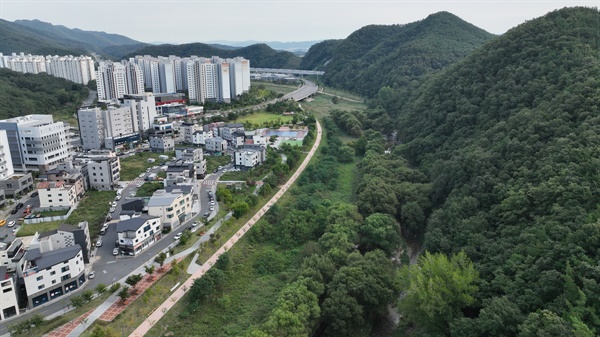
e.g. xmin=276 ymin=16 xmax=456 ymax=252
xmin=0 ymin=68 xmax=88 ymax=119
xmin=365 ymin=6 xmax=600 ymax=336
xmin=305 ymin=11 xmax=495 ymax=97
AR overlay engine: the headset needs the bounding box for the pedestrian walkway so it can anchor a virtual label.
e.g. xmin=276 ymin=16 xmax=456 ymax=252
xmin=129 ymin=178 xmax=145 ymax=187
xmin=201 ymin=180 xmax=216 ymax=186
xmin=130 ymin=121 xmax=322 ymax=337
xmin=44 ymin=309 xmax=95 ymax=337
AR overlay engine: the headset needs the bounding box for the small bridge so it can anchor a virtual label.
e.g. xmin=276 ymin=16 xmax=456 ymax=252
xmin=250 ymin=68 xmax=325 ymax=76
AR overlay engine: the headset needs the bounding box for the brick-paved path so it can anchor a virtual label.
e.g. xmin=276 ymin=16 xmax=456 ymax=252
xmin=44 ymin=309 xmax=94 ymax=337
xmin=130 ymin=121 xmax=322 ymax=337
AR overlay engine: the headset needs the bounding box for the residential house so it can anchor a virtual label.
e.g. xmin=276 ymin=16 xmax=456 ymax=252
xmin=30 ymin=222 xmax=92 ymax=263
xmin=19 ymin=245 xmax=86 ymax=308
xmin=0 ymin=173 xmax=34 ymax=198
xmin=205 ymin=137 xmax=227 ymax=152
xmin=116 ymin=216 xmax=162 ymax=256
xmin=37 ymin=181 xmax=79 ymax=208
xmin=147 ymin=186 xmax=193 ymax=229
xmin=191 ymin=129 xmax=213 ymax=146
xmin=219 ymin=123 xmax=244 ymax=141
xmin=0 ymin=239 xmax=26 ymax=273
xmin=149 ymin=135 xmax=175 ymax=153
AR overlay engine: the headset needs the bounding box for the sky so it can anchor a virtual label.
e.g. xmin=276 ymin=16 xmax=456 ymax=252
xmin=0 ymin=0 xmax=598 ymax=44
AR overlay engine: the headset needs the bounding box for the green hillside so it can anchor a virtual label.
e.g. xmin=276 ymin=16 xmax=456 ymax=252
xmin=0 ymin=68 xmax=88 ymax=119
xmin=309 ymin=12 xmax=495 ymax=97
xmin=124 ymin=42 xmax=301 ymax=68
xmin=298 ymin=39 xmax=341 ymax=70
xmin=14 ymin=19 xmax=142 ymax=48
xmin=381 ymin=7 xmax=600 ymax=336
xmin=0 ymin=19 xmax=87 ymax=55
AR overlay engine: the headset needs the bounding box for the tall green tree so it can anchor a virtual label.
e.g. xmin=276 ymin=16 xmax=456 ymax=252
xmin=398 ymin=251 xmax=479 ymax=335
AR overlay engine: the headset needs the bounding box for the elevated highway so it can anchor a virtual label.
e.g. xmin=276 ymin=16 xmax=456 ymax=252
xmin=283 ymin=79 xmax=318 ymax=101
xmin=251 ymin=68 xmax=324 ymax=76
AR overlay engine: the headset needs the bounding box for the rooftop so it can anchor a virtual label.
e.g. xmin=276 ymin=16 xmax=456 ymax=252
xmin=147 ymin=190 xmax=181 ymax=207
xmin=37 ymin=181 xmax=67 ymax=189
xmin=25 ymin=245 xmax=81 ymax=272
xmin=117 ymin=215 xmax=159 ymax=232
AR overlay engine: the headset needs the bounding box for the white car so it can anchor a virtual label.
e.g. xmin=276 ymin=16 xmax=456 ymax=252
xmin=88 ymin=271 xmax=95 ymax=279
xmin=138 ymin=173 xmax=145 ymax=178
xmin=209 ymin=200 xmax=215 ymax=205
xmin=209 ymin=206 xmax=215 ymax=211
xmin=173 ymin=233 xmax=182 ymax=240
xmin=111 ymin=201 xmax=118 ymax=207
xmin=113 ymin=248 xmax=119 ymax=256
xmin=96 ymin=240 xmax=102 ymax=247
xmin=7 ymin=220 xmax=16 ymax=228
xmin=109 ymin=207 xmax=116 ymax=213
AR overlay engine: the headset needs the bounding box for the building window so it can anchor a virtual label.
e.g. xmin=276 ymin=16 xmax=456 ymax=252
xmin=2 ymin=288 xmax=11 ymax=293
xmin=50 ymin=271 xmax=56 ymax=275
xmin=38 ymin=284 xmax=45 ymax=290
xmin=61 ymin=274 xmax=70 ymax=281
xmin=36 ymin=276 xmax=43 ymax=281
xmin=61 ymin=266 xmax=69 ymax=273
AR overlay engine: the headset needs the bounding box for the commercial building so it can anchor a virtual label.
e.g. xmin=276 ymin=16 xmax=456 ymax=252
xmin=0 ymin=266 xmax=19 ymax=321
xmin=0 ymin=115 xmax=70 ymax=173
xmin=74 ymin=151 xmax=120 ymax=190
xmin=116 ymin=216 xmax=162 ymax=256
xmin=19 ymin=245 xmax=86 ymax=308
xmin=30 ymin=222 xmax=92 ymax=264
xmin=147 ymin=186 xmax=193 ymax=229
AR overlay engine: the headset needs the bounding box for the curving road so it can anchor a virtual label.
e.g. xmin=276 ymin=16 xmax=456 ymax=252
xmin=282 ymin=79 xmax=318 ymax=101
xmin=130 ymin=120 xmax=322 ymax=337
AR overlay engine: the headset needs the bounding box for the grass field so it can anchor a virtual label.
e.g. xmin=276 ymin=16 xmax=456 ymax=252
xmin=16 ymin=220 xmax=63 ymax=237
xmin=65 ymin=190 xmax=116 ymax=236
xmin=206 ymin=155 xmax=232 ymax=173
xmin=120 ymin=152 xmax=173 ymax=181
xmin=232 ymin=112 xmax=294 ymax=125
xmin=252 ymin=81 xmax=299 ymax=95
xmin=135 ymin=182 xmax=163 ymax=197
xmin=304 ymin=91 xmax=366 ymax=120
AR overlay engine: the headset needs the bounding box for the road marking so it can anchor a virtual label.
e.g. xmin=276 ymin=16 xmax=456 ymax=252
xmin=107 ymin=261 xmax=117 ymax=264
xmin=202 ymin=180 xmax=215 ymax=186
xmin=103 ymin=270 xmax=107 ymax=274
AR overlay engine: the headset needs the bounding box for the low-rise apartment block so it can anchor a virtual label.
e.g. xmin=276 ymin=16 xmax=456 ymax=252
xmin=149 ymin=135 xmax=175 ymax=153
xmin=30 ymin=222 xmax=92 ymax=264
xmin=205 ymin=137 xmax=227 ymax=152
xmin=147 ymin=186 xmax=193 ymax=229
xmin=37 ymin=181 xmax=79 ymax=208
xmin=0 ymin=266 xmax=19 ymax=321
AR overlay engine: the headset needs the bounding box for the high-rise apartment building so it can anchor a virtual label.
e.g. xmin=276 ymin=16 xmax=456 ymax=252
xmin=0 ymin=53 xmax=95 ymax=85
xmin=96 ymin=61 xmax=144 ymax=100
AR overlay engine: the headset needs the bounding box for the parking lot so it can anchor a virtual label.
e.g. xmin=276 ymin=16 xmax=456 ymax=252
xmin=0 ymin=192 xmax=41 ymax=242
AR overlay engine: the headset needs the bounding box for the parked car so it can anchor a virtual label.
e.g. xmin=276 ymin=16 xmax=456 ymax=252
xmin=109 ymin=207 xmax=116 ymax=213
xmin=10 ymin=208 xmax=18 ymax=214
xmin=173 ymin=233 xmax=182 ymax=240
xmin=113 ymin=248 xmax=119 ymax=256
xmin=209 ymin=206 xmax=214 ymax=211
xmin=111 ymin=201 xmax=117 ymax=207
xmin=88 ymin=271 xmax=95 ymax=279
xmin=0 ymin=220 xmax=6 ymax=227
xmin=16 ymin=203 xmax=24 ymax=209
xmin=138 ymin=173 xmax=145 ymax=178
xmin=204 ymin=212 xmax=210 ymax=218
xmin=115 ymin=195 xmax=121 ymax=201
xmin=96 ymin=239 xmax=102 ymax=247
xmin=30 ymin=191 xmax=38 ymax=197
xmin=7 ymin=220 xmax=16 ymax=228
xmin=115 ymin=240 xmax=120 ymax=247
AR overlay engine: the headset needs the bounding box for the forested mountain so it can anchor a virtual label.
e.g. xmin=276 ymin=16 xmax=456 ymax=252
xmin=0 ymin=68 xmax=88 ymax=119
xmin=0 ymin=19 xmax=146 ymax=57
xmin=123 ymin=43 xmax=301 ymax=68
xmin=370 ymin=7 xmax=600 ymax=336
xmin=0 ymin=19 xmax=87 ymax=55
xmin=14 ymin=19 xmax=142 ymax=48
xmin=298 ymin=39 xmax=341 ymax=70
xmin=306 ymin=12 xmax=495 ymax=97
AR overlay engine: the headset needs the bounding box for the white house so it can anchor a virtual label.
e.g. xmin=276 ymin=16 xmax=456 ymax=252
xmin=37 ymin=181 xmax=79 ymax=208
xmin=147 ymin=186 xmax=193 ymax=229
xmin=116 ymin=216 xmax=162 ymax=256
xmin=149 ymin=135 xmax=175 ymax=153
xmin=234 ymin=148 xmax=264 ymax=169
xmin=0 ymin=266 xmax=19 ymax=320
xmin=20 ymin=245 xmax=86 ymax=308
xmin=205 ymin=137 xmax=227 ymax=152
xmin=191 ymin=130 xmax=213 ymax=145
xmin=30 ymin=222 xmax=92 ymax=264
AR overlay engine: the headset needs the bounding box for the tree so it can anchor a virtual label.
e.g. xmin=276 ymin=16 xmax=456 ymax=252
xmin=322 ymin=289 xmax=365 ymax=337
xmin=82 ymin=290 xmax=94 ymax=303
xmin=398 ymin=251 xmax=479 ymax=335
xmin=145 ymin=265 xmax=155 ymax=280
xmin=332 ymin=95 xmax=340 ymax=104
xmin=118 ymin=286 xmax=131 ymax=304
xmin=125 ymin=274 xmax=143 ymax=293
xmin=155 ymin=252 xmax=167 ymax=271
xmin=90 ymin=325 xmax=120 ymax=337
xmin=337 ymin=145 xmax=355 ymax=163
xmin=95 ymin=283 xmax=107 ymax=296
xmin=71 ymin=295 xmax=86 ymax=308
xmin=231 ymin=201 xmax=250 ymax=219
xmin=360 ymin=213 xmax=401 ymax=255
xmin=518 ymin=310 xmax=574 ymax=337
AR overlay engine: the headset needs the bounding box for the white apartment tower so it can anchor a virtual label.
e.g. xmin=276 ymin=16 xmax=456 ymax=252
xmin=125 ymin=62 xmax=145 ymax=96
xmin=123 ymin=93 xmax=157 ymax=133
xmin=96 ymin=62 xmax=127 ymax=100
xmin=159 ymin=59 xmax=176 ymax=93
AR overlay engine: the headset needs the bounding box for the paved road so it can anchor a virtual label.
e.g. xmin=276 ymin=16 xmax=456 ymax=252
xmin=282 ymin=79 xmax=318 ymax=101
xmin=0 ymin=193 xmax=40 ymax=244
xmin=82 ymin=90 xmax=97 ymax=107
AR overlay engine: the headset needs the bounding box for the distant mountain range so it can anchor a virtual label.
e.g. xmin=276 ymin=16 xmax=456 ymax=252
xmin=204 ymin=40 xmax=322 ymax=52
